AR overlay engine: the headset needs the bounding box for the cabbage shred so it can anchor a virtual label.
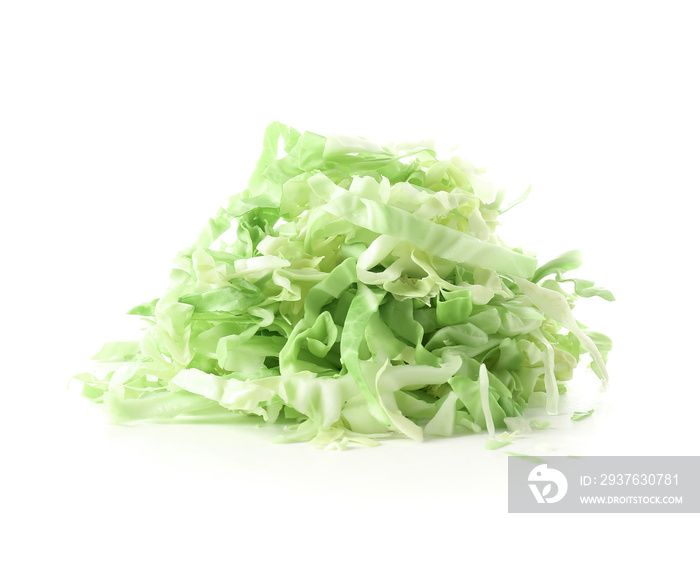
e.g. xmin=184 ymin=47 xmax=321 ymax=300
xmin=77 ymin=122 xmax=613 ymax=449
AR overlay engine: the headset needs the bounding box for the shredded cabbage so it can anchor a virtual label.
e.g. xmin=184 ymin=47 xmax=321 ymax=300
xmin=76 ymin=122 xmax=613 ymax=449
xmin=571 ymin=409 xmax=596 ymax=422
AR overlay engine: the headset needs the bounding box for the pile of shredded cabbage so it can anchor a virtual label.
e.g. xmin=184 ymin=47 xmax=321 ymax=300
xmin=76 ymin=122 xmax=613 ymax=449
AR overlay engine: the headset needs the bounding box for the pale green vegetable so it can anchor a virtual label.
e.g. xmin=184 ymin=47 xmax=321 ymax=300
xmin=485 ymin=439 xmax=512 ymax=450
xmin=571 ymin=409 xmax=596 ymax=422
xmin=529 ymin=419 xmax=551 ymax=430
xmin=76 ymin=122 xmax=613 ymax=449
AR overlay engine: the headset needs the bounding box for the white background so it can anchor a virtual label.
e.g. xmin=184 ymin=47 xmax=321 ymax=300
xmin=1 ymin=1 xmax=698 ymax=569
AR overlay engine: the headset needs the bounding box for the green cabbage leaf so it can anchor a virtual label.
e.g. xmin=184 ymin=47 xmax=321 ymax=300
xmin=76 ymin=122 xmax=612 ymax=449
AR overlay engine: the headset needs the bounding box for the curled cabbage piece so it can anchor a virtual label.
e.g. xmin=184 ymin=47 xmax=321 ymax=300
xmin=76 ymin=122 xmax=613 ymax=449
